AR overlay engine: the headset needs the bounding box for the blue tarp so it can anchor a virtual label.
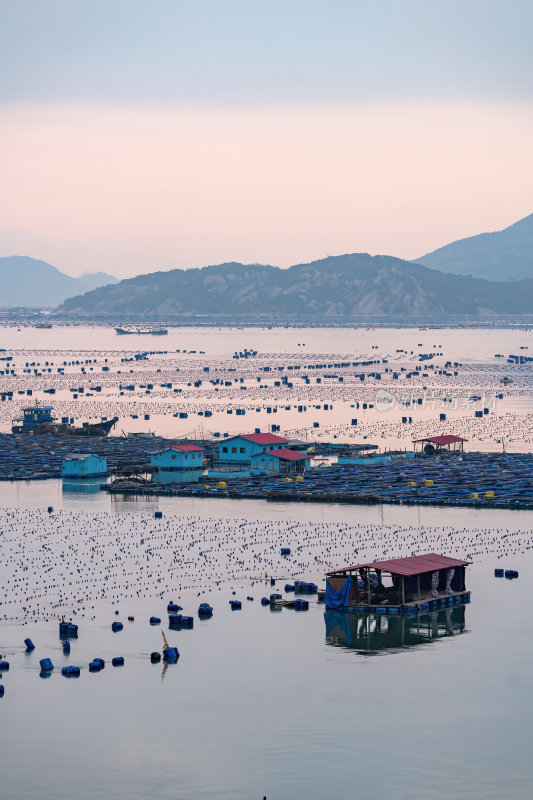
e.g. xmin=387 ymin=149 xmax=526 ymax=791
xmin=324 ymin=576 xmax=352 ymax=609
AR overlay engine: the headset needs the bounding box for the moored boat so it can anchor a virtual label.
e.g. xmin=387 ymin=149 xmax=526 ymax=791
xmin=11 ymin=405 xmax=118 ymax=437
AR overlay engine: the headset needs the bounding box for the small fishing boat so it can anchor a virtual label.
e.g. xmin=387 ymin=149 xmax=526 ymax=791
xmin=115 ymin=327 xmax=168 ymax=335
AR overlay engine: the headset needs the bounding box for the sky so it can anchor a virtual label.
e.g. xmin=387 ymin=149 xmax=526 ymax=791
xmin=1 ymin=0 xmax=532 ymax=279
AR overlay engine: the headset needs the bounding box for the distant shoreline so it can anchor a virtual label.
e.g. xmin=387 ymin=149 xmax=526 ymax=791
xmin=3 ymin=314 xmax=533 ymax=330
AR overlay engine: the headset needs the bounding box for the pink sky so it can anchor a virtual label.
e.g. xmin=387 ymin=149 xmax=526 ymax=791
xmin=1 ymin=101 xmax=532 ymax=278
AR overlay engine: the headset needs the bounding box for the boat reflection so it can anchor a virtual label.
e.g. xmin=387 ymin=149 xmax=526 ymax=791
xmin=324 ymin=605 xmax=468 ymax=654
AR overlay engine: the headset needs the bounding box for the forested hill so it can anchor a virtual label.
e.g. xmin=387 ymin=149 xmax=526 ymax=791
xmin=57 ymin=253 xmax=533 ymax=316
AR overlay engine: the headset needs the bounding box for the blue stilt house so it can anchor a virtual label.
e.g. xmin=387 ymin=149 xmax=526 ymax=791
xmin=62 ymin=453 xmax=108 ymax=478
xmin=151 ymin=444 xmax=205 ymax=471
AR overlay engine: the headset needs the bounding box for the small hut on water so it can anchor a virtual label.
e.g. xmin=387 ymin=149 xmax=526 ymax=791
xmin=413 ymin=435 xmax=467 ymax=454
xmin=325 ymin=553 xmax=471 ymax=613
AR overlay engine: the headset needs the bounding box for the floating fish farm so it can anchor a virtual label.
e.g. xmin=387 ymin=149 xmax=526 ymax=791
xmin=109 ymin=451 xmax=533 ymax=509
xmin=0 ymin=432 xmax=178 ymax=480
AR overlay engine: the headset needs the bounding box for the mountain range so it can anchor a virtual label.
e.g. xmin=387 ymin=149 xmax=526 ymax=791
xmin=58 ymin=253 xmax=533 ymax=317
xmin=3 ymin=213 xmax=533 ymax=315
xmin=415 ymin=213 xmax=533 ymax=281
xmin=0 ymin=256 xmax=117 ymax=307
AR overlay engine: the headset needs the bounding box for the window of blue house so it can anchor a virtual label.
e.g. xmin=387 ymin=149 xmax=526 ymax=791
xmin=239 ymin=447 xmax=245 ymax=453
xmin=222 ymin=446 xmax=228 ymax=453
xmin=231 ymin=447 xmax=237 ymax=453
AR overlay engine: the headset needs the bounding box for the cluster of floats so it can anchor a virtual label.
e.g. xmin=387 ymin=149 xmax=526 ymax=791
xmin=0 ymin=571 xmax=325 ymax=694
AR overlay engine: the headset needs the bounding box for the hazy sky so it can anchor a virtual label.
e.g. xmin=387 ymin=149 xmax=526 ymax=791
xmin=1 ymin=1 xmax=532 ymax=278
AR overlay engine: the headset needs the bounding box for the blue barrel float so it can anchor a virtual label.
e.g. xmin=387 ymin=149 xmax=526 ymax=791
xmin=198 ymin=603 xmax=213 ymax=616
xmin=229 ymin=600 xmax=242 ymax=610
xmin=0 ymin=660 xmax=10 ymax=671
xmin=111 ymin=621 xmax=123 ymax=632
xmin=112 ymin=657 xmax=125 ymax=666
xmin=61 ymin=665 xmax=80 ymax=677
xmin=163 ymin=647 xmax=179 ymax=662
xmin=59 ymin=621 xmax=78 ymax=639
xmin=39 ymin=658 xmax=53 ymax=672
xmin=24 ymin=638 xmax=35 ymax=651
xmin=149 ymin=616 xmax=161 ymax=625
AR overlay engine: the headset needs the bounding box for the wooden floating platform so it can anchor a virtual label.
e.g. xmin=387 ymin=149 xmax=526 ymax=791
xmin=348 ymin=591 xmax=471 ymax=615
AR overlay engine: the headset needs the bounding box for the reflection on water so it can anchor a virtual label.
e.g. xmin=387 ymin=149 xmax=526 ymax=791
xmin=152 ymin=468 xmax=204 ymax=485
xmin=325 ymin=605 xmax=468 ymax=654
xmin=62 ymin=478 xmax=106 ymax=495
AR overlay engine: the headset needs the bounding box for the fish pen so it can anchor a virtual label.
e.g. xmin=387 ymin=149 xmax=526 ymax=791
xmin=107 ymin=450 xmax=533 ymax=510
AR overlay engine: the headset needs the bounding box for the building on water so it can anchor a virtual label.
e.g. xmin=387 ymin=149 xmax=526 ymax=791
xmin=217 ymin=433 xmax=289 ymax=465
xmin=325 ymin=553 xmax=471 ymax=613
xmin=150 ymin=444 xmax=205 ymax=471
xmin=250 ymin=448 xmax=310 ymax=475
xmin=62 ymin=453 xmax=108 ymax=479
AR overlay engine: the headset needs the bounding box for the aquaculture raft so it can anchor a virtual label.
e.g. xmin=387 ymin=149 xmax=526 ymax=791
xmin=325 ymin=553 xmax=471 ymax=614
xmin=107 ymin=451 xmax=533 ymax=510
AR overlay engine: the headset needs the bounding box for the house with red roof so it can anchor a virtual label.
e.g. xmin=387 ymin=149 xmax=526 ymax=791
xmin=151 ymin=443 xmax=205 ymax=471
xmin=250 ymin=448 xmax=311 ymax=475
xmin=217 ymin=433 xmax=289 ymax=465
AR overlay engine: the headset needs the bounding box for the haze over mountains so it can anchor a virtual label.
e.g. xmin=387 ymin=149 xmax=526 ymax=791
xmin=0 ymin=256 xmax=117 ymax=307
xmin=415 ymin=213 xmax=533 ymax=281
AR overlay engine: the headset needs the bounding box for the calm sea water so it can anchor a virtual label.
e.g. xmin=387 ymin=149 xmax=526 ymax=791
xmin=0 ymin=479 xmax=532 ymax=800
xmin=1 ymin=327 xmax=532 ymax=799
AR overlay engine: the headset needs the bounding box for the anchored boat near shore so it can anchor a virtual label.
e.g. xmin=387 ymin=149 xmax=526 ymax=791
xmin=12 ymin=405 xmax=118 ymax=437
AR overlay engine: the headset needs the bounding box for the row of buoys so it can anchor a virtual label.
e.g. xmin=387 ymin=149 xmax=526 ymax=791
xmin=2 ymin=342 xmax=528 ymax=466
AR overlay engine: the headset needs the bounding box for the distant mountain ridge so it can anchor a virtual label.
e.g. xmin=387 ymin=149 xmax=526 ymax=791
xmin=58 ymin=253 xmax=533 ymax=317
xmin=0 ymin=256 xmax=117 ymax=307
xmin=415 ymin=213 xmax=533 ymax=281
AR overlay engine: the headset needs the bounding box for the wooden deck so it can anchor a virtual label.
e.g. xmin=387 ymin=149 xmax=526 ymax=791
xmin=348 ymin=590 xmax=471 ymax=615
